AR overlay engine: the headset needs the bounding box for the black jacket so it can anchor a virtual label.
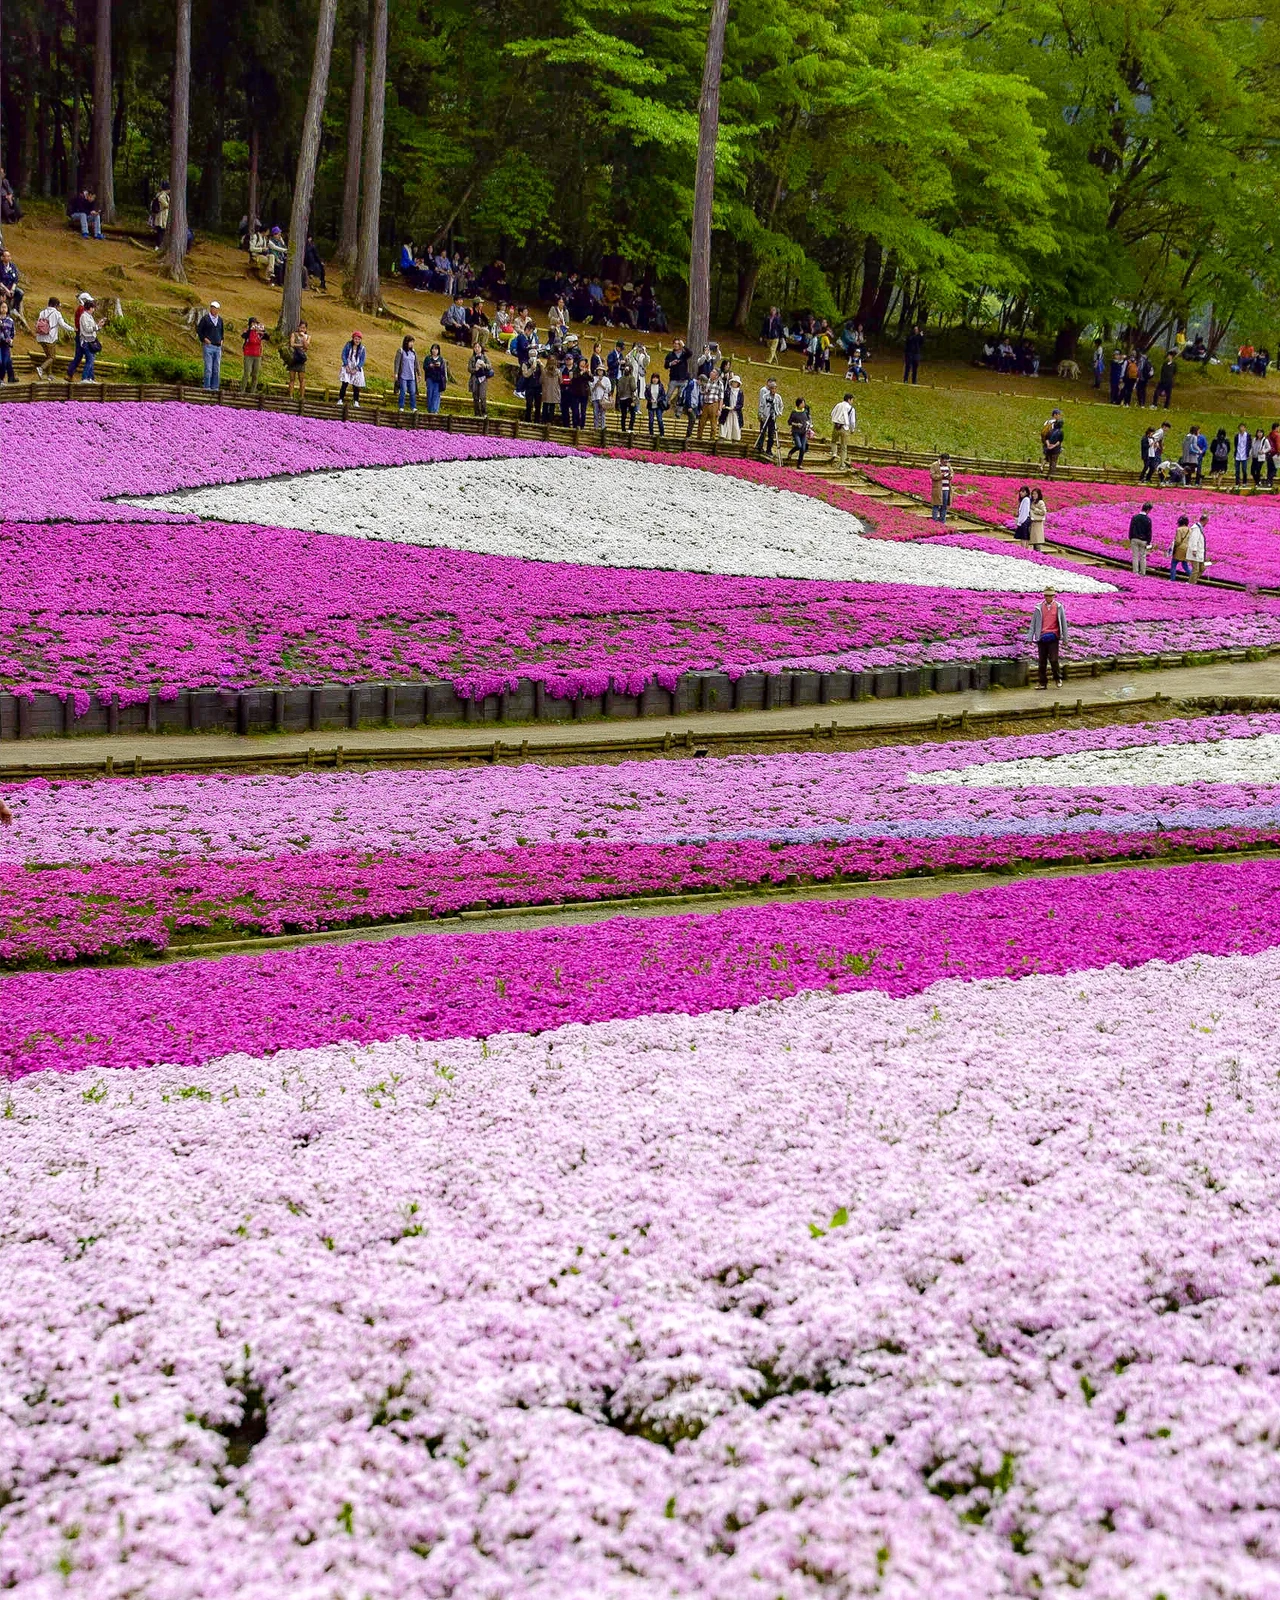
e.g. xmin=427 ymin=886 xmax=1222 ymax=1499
xmin=664 ymin=348 xmax=691 ymax=383
xmin=196 ymin=314 xmax=225 ymax=346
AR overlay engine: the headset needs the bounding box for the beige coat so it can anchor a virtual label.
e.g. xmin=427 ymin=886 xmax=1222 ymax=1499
xmin=1029 ymin=499 xmax=1048 ymax=547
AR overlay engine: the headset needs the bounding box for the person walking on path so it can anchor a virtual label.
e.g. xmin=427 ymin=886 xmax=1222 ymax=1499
xmin=902 ymin=324 xmax=923 ymax=383
xmin=614 ymin=361 xmax=638 ymax=433
xmin=720 ymin=375 xmax=745 ymax=441
xmin=784 ymin=398 xmax=813 ymax=465
xmin=1127 ymin=501 xmax=1154 ymax=576
xmin=1235 ymin=424 xmax=1251 ymax=485
xmin=929 ymin=453 xmax=953 ymax=522
xmin=68 ymin=296 xmax=100 ymax=382
xmin=424 ymin=344 xmax=449 ymax=414
xmin=756 ymin=378 xmax=784 ymax=455
xmin=286 ymin=321 xmax=310 ymax=399
xmin=1209 ymin=427 xmax=1230 ymax=478
xmin=1030 ymin=587 xmax=1067 ymax=689
xmin=339 ymin=330 xmax=367 ymax=406
xmin=1040 ymin=409 xmax=1064 ymax=475
xmin=1187 ymin=513 xmax=1207 ymax=583
xmin=1170 ymin=515 xmax=1193 ymax=580
xmin=33 ymin=297 xmax=72 ymax=379
xmin=1154 ymin=353 xmax=1175 ymax=409
xmin=394 ymin=336 xmax=418 ymax=412
xmin=830 ymin=393 xmax=855 ymax=469
xmin=1139 ymin=427 xmax=1158 ymax=483
xmin=1187 ymin=425 xmax=1208 ymax=485
xmin=197 ymin=301 xmax=225 ymax=391
xmin=1028 ymin=487 xmax=1048 ymax=550
xmin=240 ymin=317 xmax=264 ymax=394
xmin=468 ymin=341 xmax=494 ymax=416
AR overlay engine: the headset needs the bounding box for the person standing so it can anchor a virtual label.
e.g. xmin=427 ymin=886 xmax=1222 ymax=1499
xmin=468 ymin=340 xmax=494 ymax=416
xmin=720 ymin=375 xmax=745 ymax=441
xmin=394 ymin=336 xmax=419 ymax=412
xmin=1135 ymin=351 xmax=1153 ymax=408
xmin=0 ymin=300 xmax=15 ymax=384
xmin=1209 ymin=427 xmax=1230 ymax=478
xmin=645 ymin=371 xmax=667 ymax=436
xmin=1028 ymin=487 xmax=1048 ymax=550
xmin=33 ymin=297 xmax=72 ymax=379
xmin=590 ymin=366 xmax=612 ymax=429
xmin=902 ymin=324 xmax=923 ymax=383
xmin=424 ymin=343 xmax=449 ymax=414
xmin=1186 ymin=513 xmax=1206 ymax=583
xmin=540 ymin=353 xmax=561 ymax=424
xmin=568 ymin=358 xmax=590 ymax=428
xmin=830 ymin=393 xmax=855 ymax=469
xmin=339 ymin=329 xmax=367 ymax=405
xmin=286 ymin=321 xmax=310 ymax=399
xmin=1030 ymin=587 xmax=1067 ymax=689
xmin=1170 ymin=515 xmax=1192 ymax=579
xmin=764 ymin=306 xmax=784 ymax=365
xmin=756 ymin=378 xmax=784 ymax=455
xmin=1013 ymin=484 xmax=1032 ymax=540
xmin=240 ymin=317 xmax=264 ymax=394
xmin=1268 ymin=422 xmax=1280 ymax=488
xmin=929 ymin=453 xmax=953 ymax=522
xmin=1127 ymin=501 xmax=1154 ymax=576
xmin=1108 ymin=348 xmax=1124 ymax=405
xmin=1251 ymin=427 xmax=1271 ymax=486
xmin=784 ymin=397 xmax=813 ymax=465
xmin=697 ymin=371 xmax=723 ymax=441
xmin=1191 ymin=425 xmax=1208 ymax=484
xmin=1121 ymin=351 xmax=1138 ymax=406
xmin=1040 ymin=408 xmax=1064 ymax=475
xmin=664 ymin=338 xmax=692 ymax=388
xmin=1154 ymin=353 xmax=1175 ymax=409
xmin=1092 ymin=341 xmax=1105 ymax=389
xmin=197 ymin=301 xmax=225 ymax=391
xmin=615 ymin=361 xmax=638 ymax=433
xmin=1234 ymin=423 xmax=1252 ymax=485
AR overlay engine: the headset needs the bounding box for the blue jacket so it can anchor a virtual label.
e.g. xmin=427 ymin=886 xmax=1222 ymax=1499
xmin=341 ymin=340 xmax=367 ymax=370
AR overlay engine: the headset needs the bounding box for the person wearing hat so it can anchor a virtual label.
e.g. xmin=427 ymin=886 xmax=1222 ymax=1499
xmin=1040 ymin=407 xmax=1065 ymax=475
xmin=339 ymin=329 xmax=367 ymax=405
xmin=68 ymin=293 xmax=99 ymax=381
xmin=929 ymin=453 xmax=953 ymax=522
xmin=197 ymin=301 xmax=225 ymax=391
xmin=1030 ymin=586 xmax=1067 ymax=689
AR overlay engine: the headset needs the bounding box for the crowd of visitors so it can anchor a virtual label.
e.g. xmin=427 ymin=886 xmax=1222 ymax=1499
xmin=1125 ymin=503 xmax=1210 ymax=581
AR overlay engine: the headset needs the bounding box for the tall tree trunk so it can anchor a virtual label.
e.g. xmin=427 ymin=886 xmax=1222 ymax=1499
xmin=38 ymin=28 xmax=52 ymax=196
xmin=350 ymin=0 xmax=387 ymax=312
xmin=246 ymin=119 xmax=259 ymax=237
xmin=160 ymin=0 xmax=192 ymax=281
xmin=280 ymin=0 xmax=338 ymax=336
xmin=19 ymin=25 xmax=39 ymax=194
xmin=686 ymin=0 xmax=730 ymax=356
xmin=855 ymin=236 xmax=882 ymax=326
xmin=199 ymin=60 xmax=225 ymax=228
xmin=333 ymin=32 xmax=365 ymax=271
xmin=91 ymin=0 xmax=115 ymax=221
xmin=868 ymin=251 xmax=898 ymax=335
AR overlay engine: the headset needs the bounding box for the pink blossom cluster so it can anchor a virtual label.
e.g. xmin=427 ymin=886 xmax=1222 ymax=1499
xmin=1 ymin=950 xmax=1279 ymax=1595
xmin=7 ymin=714 xmax=1280 ymax=963
xmin=4 ymin=405 xmax=1280 ymax=701
xmin=7 ymin=856 xmax=1280 ymax=1077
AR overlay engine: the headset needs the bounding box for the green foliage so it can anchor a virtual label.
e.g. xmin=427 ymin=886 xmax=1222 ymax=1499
xmin=123 ymin=353 xmax=205 ymax=384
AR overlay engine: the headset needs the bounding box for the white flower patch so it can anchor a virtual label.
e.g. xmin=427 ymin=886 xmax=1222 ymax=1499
xmin=125 ymin=457 xmax=1115 ymax=593
xmin=909 ymin=733 xmax=1280 ymax=788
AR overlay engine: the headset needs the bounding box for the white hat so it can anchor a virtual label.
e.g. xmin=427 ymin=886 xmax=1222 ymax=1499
xmin=210 ymin=300 xmax=220 ymax=309
xmin=78 ymin=291 xmax=94 ymax=304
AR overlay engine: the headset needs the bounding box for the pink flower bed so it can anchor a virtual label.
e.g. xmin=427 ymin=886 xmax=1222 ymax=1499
xmin=8 ymin=714 xmax=1280 ymax=963
xmin=7 ymin=857 xmax=1280 ymax=1078
xmin=860 ymin=465 xmax=1280 ymax=588
xmin=4 ymin=405 xmax=1280 ymax=700
xmin=4 ymin=951 xmax=1279 ymax=1595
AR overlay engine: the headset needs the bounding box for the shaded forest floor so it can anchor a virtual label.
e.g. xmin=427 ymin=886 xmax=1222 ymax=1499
xmin=6 ymin=200 xmax=1280 ymax=469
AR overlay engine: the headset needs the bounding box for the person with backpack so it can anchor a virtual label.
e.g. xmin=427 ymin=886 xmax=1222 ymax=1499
xmin=1127 ymin=502 xmax=1154 ymax=576
xmin=33 ymin=297 xmax=72 ymax=379
xmin=1030 ymin=587 xmax=1067 ymax=689
xmin=1040 ymin=409 xmax=1065 ymax=474
xmin=240 ymin=317 xmax=265 ymax=394
xmin=1209 ymin=427 xmax=1230 ymax=478
xmin=1121 ymin=351 xmax=1138 ymax=405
